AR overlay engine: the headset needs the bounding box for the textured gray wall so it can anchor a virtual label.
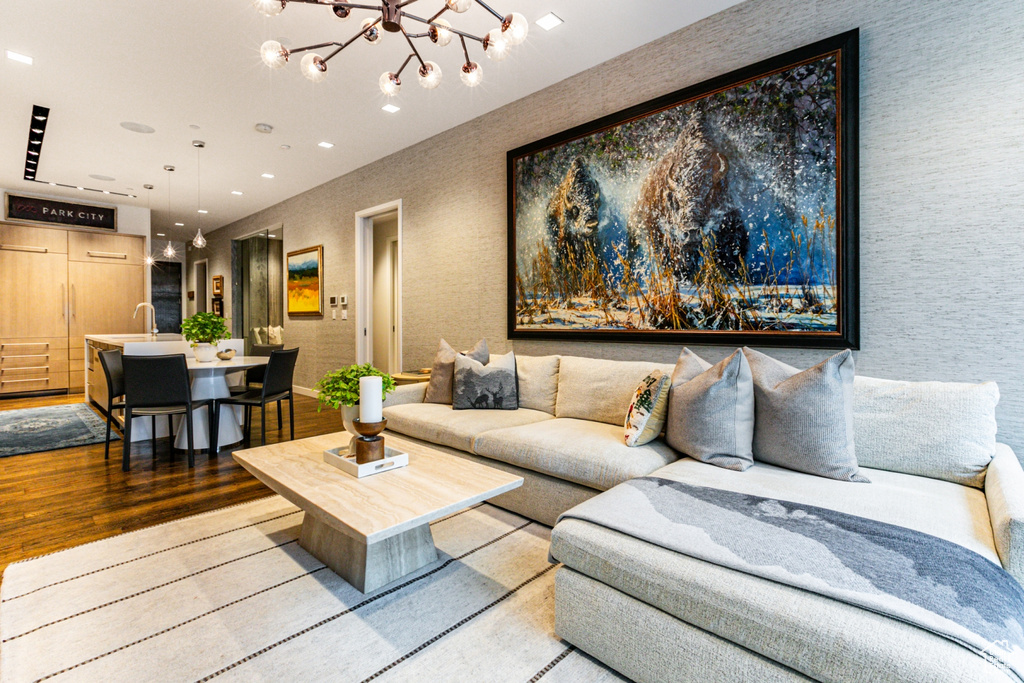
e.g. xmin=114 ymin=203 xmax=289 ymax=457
xmin=190 ymin=0 xmax=1024 ymax=453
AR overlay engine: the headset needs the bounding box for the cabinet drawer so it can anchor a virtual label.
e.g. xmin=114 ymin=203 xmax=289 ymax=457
xmin=70 ymin=358 xmax=85 ymax=373
xmin=0 ymin=224 xmax=68 ymax=253
xmin=0 ymin=373 xmax=68 ymax=393
xmin=68 ymin=231 xmax=145 ymax=263
xmin=0 ymin=362 xmax=68 ymax=379
xmin=0 ymin=338 xmax=69 ymax=356
xmin=0 ymin=355 xmax=69 ymax=372
xmin=69 ymin=346 xmax=85 ymax=361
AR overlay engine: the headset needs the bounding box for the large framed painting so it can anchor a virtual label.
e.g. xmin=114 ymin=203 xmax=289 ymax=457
xmin=508 ymin=30 xmax=859 ymax=349
xmin=287 ymin=245 xmax=324 ymax=317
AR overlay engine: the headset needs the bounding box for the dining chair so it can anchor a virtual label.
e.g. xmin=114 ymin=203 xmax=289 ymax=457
xmin=121 ymin=354 xmax=213 ymax=472
xmin=230 ymin=343 xmax=285 ymax=426
xmin=97 ymin=349 xmax=126 ymax=461
xmin=212 ymin=348 xmax=298 ymax=452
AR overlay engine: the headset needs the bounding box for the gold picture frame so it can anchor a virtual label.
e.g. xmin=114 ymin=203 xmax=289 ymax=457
xmin=287 ymin=245 xmax=324 ymax=316
xmin=211 ymin=275 xmax=224 ymax=297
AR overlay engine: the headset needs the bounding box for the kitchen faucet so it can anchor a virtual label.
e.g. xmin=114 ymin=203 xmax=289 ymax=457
xmin=133 ymin=302 xmax=158 ymax=335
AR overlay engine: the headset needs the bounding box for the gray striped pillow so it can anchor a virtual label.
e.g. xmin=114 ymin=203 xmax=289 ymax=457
xmin=743 ymin=348 xmax=868 ymax=483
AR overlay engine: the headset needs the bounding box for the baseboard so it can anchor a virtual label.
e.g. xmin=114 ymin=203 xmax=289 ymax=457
xmin=293 ymin=385 xmax=318 ymax=399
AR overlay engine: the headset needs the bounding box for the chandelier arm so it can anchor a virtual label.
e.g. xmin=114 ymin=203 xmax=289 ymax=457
xmin=395 ymin=0 xmax=420 ymax=7
xmin=426 ymin=5 xmax=449 ymax=23
xmin=460 ymin=35 xmax=471 ymax=63
xmin=395 ymin=53 xmax=416 ymax=78
xmin=287 ymin=0 xmax=381 ymax=10
xmin=400 ymin=28 xmax=428 ymax=69
xmin=404 ymin=32 xmax=430 ymax=38
xmin=289 ymin=41 xmax=344 ymax=55
xmin=472 ymin=0 xmax=505 ymax=22
xmin=318 ymin=15 xmax=383 ymax=62
xmin=405 ymin=13 xmax=485 ymax=42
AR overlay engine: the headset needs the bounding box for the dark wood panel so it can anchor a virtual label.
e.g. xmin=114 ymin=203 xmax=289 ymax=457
xmin=0 ymin=392 xmax=344 ymax=585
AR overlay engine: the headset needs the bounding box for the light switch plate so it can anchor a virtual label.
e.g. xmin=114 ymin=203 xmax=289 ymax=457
xmin=341 ymin=309 xmax=348 ymax=320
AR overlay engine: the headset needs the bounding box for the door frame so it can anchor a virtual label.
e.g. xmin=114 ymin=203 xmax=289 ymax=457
xmin=354 ymin=199 xmax=402 ymax=370
xmin=194 ymin=258 xmax=208 ymax=314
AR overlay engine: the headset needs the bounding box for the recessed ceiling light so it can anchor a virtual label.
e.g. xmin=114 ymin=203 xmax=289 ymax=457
xmin=231 ymin=190 xmax=243 ymax=195
xmin=536 ymin=12 xmax=563 ymax=30
xmin=157 ymin=233 xmax=166 ymax=237
xmin=31 ymin=128 xmax=43 ymax=134
xmin=27 ymin=151 xmax=39 ymax=156
xmin=49 ymin=182 xmax=56 ymax=186
xmin=30 ymin=139 xmax=42 ymax=145
xmin=261 ymin=173 xmax=275 ymax=179
xmin=6 ymin=50 xmax=33 ymax=65
xmin=175 ymin=222 xmax=184 ymax=226
xmin=197 ymin=209 xmax=208 ymax=214
xmin=103 ymin=191 xmax=110 ymax=194
xmin=89 ymin=174 xmax=115 ymax=182
xmin=255 ymin=123 xmax=274 ymax=134
xmin=318 ymin=141 xmax=335 ymax=149
xmin=33 ymin=115 xmax=46 ymax=121
xmin=129 ymin=194 xmax=136 ymax=198
xmin=382 ymin=104 xmax=400 ymax=114
xmin=268 ymin=234 xmax=276 ymax=238
xmin=189 ymin=124 xmax=201 ymax=130
xmin=76 ymin=186 xmax=84 ymax=190
xmin=280 ymin=144 xmax=291 ymax=151
xmin=120 ymin=121 xmax=155 ymax=134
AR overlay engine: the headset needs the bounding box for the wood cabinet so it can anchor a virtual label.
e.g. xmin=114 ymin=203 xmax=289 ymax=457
xmin=0 ymin=223 xmax=146 ymax=396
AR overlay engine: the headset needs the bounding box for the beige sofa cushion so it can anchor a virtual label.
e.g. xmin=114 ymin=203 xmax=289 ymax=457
xmin=473 ymin=418 xmax=677 ymax=492
xmin=513 ymin=354 xmax=560 ymax=415
xmin=556 ymin=356 xmax=675 ymax=426
xmin=853 ymin=375 xmax=999 ymax=488
xmin=383 ymin=402 xmax=552 ymax=452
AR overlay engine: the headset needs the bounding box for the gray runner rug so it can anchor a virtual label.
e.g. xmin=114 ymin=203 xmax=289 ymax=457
xmin=0 ymin=404 xmax=116 ymax=458
xmin=0 ymin=497 xmax=626 ymax=683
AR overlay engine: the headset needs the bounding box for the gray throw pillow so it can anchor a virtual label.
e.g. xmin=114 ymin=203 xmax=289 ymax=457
xmin=743 ymin=347 xmax=868 ymax=483
xmin=454 ymin=351 xmax=518 ymax=410
xmin=665 ymin=349 xmax=755 ymax=471
xmin=425 ymin=338 xmax=489 ymax=404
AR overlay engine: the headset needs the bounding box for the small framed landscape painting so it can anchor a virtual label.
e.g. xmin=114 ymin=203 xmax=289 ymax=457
xmin=507 ymin=30 xmax=859 ymax=349
xmin=211 ymin=275 xmax=224 ymax=298
xmin=287 ymin=245 xmax=324 ymax=317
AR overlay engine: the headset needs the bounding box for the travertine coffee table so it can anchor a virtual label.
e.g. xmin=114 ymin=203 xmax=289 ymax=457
xmin=233 ymin=431 xmax=523 ymax=593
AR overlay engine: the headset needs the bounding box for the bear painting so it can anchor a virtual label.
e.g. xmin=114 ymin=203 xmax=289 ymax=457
xmin=509 ymin=33 xmax=858 ymax=348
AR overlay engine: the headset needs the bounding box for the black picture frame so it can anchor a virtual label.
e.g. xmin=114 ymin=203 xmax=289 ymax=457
xmin=507 ymin=30 xmax=859 ymax=349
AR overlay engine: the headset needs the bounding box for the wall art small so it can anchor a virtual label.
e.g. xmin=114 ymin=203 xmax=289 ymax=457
xmin=211 ymin=275 xmax=224 ymax=298
xmin=287 ymin=245 xmax=324 ymax=316
xmin=508 ymin=30 xmax=859 ymax=349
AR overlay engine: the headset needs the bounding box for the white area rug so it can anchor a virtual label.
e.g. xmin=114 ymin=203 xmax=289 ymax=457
xmin=1 ymin=497 xmax=626 ymax=683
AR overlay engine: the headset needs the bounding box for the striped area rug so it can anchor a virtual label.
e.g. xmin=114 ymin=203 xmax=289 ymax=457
xmin=0 ymin=497 xmax=627 ymax=683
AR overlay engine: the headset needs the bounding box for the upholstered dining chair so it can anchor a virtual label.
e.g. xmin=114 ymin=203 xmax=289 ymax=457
xmin=120 ymin=354 xmax=212 ymax=471
xmin=211 ymin=348 xmax=298 ymax=452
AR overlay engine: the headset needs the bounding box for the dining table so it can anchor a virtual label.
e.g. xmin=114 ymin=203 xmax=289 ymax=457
xmin=172 ymin=355 xmax=270 ymax=451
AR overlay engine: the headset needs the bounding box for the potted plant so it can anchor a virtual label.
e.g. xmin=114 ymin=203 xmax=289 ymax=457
xmin=315 ymin=363 xmax=396 ymax=444
xmin=180 ymin=311 xmax=231 ymax=362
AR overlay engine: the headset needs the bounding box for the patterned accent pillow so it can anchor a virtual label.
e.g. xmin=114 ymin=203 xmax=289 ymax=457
xmin=453 ymin=351 xmax=518 ymax=410
xmin=623 ymin=370 xmax=670 ymax=447
xmin=425 ymin=338 xmax=489 ymax=404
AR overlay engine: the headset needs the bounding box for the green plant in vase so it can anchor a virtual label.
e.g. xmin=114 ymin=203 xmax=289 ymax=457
xmin=315 ymin=363 xmax=396 ymax=444
xmin=180 ymin=312 xmax=231 ymax=362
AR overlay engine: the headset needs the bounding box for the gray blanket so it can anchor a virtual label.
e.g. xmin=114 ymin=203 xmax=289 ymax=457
xmin=558 ymin=477 xmax=1024 ymax=681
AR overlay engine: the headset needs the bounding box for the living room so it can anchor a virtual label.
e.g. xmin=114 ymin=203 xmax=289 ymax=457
xmin=2 ymin=0 xmax=1023 ymax=681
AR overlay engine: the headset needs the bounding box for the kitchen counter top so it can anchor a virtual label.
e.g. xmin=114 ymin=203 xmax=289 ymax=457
xmin=85 ymin=334 xmax=185 ymax=347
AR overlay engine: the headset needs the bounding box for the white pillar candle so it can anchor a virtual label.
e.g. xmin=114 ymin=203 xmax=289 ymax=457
xmin=359 ymin=375 xmax=384 ymax=423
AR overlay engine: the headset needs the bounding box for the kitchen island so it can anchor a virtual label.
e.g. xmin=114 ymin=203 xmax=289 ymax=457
xmin=85 ymin=334 xmax=247 ymax=444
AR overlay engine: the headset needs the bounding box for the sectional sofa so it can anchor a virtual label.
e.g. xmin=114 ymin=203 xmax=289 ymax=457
xmin=382 ymin=353 xmax=1024 ymax=682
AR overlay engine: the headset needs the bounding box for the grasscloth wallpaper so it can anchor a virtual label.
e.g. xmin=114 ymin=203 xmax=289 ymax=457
xmin=189 ymin=0 xmax=1024 ymax=454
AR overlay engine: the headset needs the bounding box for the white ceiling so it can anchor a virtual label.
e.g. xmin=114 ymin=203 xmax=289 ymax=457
xmin=0 ymin=0 xmax=742 ymax=241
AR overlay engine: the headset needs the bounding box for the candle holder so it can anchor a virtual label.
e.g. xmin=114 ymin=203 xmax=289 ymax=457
xmin=351 ymin=418 xmax=387 ymax=464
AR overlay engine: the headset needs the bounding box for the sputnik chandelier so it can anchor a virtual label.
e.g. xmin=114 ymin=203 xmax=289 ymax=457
xmin=253 ymin=0 xmax=529 ymax=93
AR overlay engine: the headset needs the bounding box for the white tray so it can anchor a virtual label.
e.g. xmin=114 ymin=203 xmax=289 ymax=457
xmin=323 ymin=444 xmax=409 ymax=478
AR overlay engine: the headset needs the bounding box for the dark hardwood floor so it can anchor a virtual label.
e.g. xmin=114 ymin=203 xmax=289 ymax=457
xmin=0 ymin=392 xmax=344 ymax=584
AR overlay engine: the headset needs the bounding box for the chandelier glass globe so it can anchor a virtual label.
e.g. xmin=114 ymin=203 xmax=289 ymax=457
xmin=502 ymin=12 xmax=529 ymax=45
xmin=260 ymin=40 xmax=289 ymax=68
xmin=418 ymin=61 xmax=442 ymax=89
xmin=361 ymin=18 xmax=382 ymax=44
xmin=252 ymin=0 xmax=284 ymax=17
xmin=378 ymin=71 xmax=402 ymax=96
xmin=429 ymin=18 xmax=453 ymax=47
xmin=484 ymin=29 xmax=510 ymax=61
xmin=333 ymin=6 xmax=351 ymax=20
xmin=461 ymin=61 xmax=482 ymax=87
xmin=301 ymin=53 xmax=328 ymax=82
xmin=446 ymin=0 xmax=472 ymax=13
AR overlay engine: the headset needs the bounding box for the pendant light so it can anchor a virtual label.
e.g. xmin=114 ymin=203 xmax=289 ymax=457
xmin=163 ymin=165 xmax=177 ymax=259
xmin=143 ymin=184 xmax=156 ymax=266
xmin=192 ymin=140 xmax=207 ymax=249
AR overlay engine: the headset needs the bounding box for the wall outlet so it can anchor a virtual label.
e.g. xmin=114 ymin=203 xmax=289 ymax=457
xmin=341 ymin=309 xmax=348 ymax=320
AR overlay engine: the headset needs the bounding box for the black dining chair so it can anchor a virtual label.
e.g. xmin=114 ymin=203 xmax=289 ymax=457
xmin=121 ymin=354 xmax=213 ymax=471
xmin=212 ymin=348 xmax=298 ymax=452
xmin=230 ymin=343 xmax=285 ymax=426
xmin=98 ymin=349 xmax=126 ymax=461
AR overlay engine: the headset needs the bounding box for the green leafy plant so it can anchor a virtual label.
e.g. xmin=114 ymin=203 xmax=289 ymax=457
xmin=315 ymin=363 xmax=396 ymax=411
xmin=180 ymin=312 xmax=231 ymax=347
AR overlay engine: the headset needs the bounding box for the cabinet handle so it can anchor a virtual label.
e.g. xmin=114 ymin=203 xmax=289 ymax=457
xmin=71 ymin=284 xmax=76 ymax=318
xmin=62 ymin=283 xmax=67 ymax=320
xmin=1 ymin=354 xmax=49 ymax=359
xmin=1 ymin=366 xmax=49 ymax=373
xmin=1 ymin=378 xmax=49 ymax=384
xmin=0 ymin=343 xmax=49 ymax=348
xmin=0 ymin=244 xmax=47 ymax=253
xmin=87 ymin=250 xmax=127 ymax=260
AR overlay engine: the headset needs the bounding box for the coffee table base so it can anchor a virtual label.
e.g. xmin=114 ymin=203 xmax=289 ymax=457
xmin=299 ymin=513 xmax=440 ymax=593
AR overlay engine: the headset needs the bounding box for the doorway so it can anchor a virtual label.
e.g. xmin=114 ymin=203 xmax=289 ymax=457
xmin=151 ymin=261 xmax=183 ymax=334
xmin=355 ymin=200 xmax=402 ymax=373
xmin=194 ymin=259 xmax=208 ymax=314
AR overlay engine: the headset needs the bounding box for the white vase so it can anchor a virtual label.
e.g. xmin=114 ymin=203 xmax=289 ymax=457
xmin=193 ymin=343 xmax=218 ymax=363
xmin=341 ymin=404 xmax=360 ymax=450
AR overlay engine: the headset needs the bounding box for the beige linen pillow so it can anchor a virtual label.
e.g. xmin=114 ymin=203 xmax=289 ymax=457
xmin=665 ymin=349 xmax=755 ymax=471
xmin=624 ymin=370 xmax=670 ymax=447
xmin=424 ymin=338 xmax=489 ymax=404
